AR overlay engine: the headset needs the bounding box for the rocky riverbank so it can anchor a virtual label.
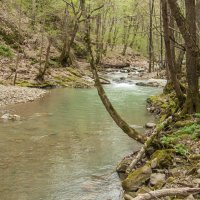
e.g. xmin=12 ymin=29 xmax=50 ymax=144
xmin=0 ymin=84 xmax=47 ymax=107
xmin=117 ymin=91 xmax=200 ymax=199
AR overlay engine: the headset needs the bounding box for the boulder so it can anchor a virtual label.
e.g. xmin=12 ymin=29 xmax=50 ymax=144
xmin=145 ymin=122 xmax=156 ymax=129
xmin=150 ymin=150 xmax=174 ymax=169
xmin=122 ymin=164 xmax=152 ymax=192
xmin=150 ymin=173 xmax=166 ymax=186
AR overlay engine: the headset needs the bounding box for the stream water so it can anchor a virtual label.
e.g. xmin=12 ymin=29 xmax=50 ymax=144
xmin=0 ymin=81 xmax=161 ymax=200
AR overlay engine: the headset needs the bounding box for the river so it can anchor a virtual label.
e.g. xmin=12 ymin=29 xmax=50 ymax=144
xmin=0 ymin=81 xmax=161 ymax=200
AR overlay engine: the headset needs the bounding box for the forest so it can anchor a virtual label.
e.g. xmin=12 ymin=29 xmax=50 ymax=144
xmin=0 ymin=0 xmax=200 ymax=199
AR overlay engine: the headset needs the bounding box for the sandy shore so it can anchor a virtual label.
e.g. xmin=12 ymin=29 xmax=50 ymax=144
xmin=0 ymin=85 xmax=47 ymax=107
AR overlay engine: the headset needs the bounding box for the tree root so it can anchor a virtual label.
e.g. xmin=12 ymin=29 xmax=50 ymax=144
xmin=124 ymin=188 xmax=200 ymax=200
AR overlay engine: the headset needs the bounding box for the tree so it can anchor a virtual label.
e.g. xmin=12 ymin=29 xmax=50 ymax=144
xmin=80 ymin=0 xmax=146 ymax=144
xmin=167 ymin=0 xmax=200 ymax=113
xmin=161 ymin=0 xmax=185 ymax=106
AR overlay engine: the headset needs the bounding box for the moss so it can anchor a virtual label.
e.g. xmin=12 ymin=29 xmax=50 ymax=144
xmin=0 ymin=44 xmax=13 ymax=58
xmin=122 ymin=164 xmax=152 ymax=192
xmin=17 ymin=80 xmax=55 ymax=88
xmin=174 ymin=120 xmax=195 ymax=128
xmin=68 ymin=67 xmax=82 ymax=78
xmin=166 ymin=176 xmax=175 ymax=184
xmin=189 ymin=154 xmax=200 ymax=160
xmin=150 ymin=150 xmax=174 ymax=169
xmin=159 ymin=114 xmax=167 ymax=123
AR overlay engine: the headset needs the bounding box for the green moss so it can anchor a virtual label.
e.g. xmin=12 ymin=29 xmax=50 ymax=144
xmin=174 ymin=120 xmax=195 ymax=128
xmin=0 ymin=44 xmax=13 ymax=58
xmin=175 ymin=144 xmax=188 ymax=156
xmin=17 ymin=80 xmax=54 ymax=88
xmin=122 ymin=164 xmax=152 ymax=192
xmin=194 ymin=113 xmax=200 ymax=119
xmin=150 ymin=150 xmax=174 ymax=168
xmin=176 ymin=123 xmax=200 ymax=136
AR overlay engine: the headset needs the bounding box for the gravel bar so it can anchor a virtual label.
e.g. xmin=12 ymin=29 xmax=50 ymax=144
xmin=0 ymin=85 xmax=47 ymax=107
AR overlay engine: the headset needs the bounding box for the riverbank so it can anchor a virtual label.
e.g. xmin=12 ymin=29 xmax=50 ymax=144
xmin=0 ymin=84 xmax=47 ymax=107
xmin=118 ymin=91 xmax=200 ymax=199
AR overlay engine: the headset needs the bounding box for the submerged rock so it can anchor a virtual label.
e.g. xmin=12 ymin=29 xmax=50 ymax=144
xmin=1 ymin=113 xmax=21 ymax=121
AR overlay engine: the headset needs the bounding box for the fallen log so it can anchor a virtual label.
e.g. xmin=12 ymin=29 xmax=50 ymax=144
xmin=102 ymin=62 xmax=130 ymax=69
xmin=124 ymin=188 xmax=200 ymax=200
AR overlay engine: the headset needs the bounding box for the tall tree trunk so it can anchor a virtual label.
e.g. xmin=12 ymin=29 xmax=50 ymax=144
xmin=105 ymin=17 xmax=115 ymax=54
xmin=184 ymin=0 xmax=200 ymax=113
xmin=161 ymin=0 xmax=185 ymax=106
xmin=160 ymin=1 xmax=164 ymax=69
xmin=167 ymin=0 xmax=200 ymax=113
xmin=80 ymin=0 xmax=146 ymax=144
xmin=13 ymin=0 xmax=22 ymax=86
xmin=148 ymin=0 xmax=154 ymax=73
xmin=95 ymin=13 xmax=102 ymax=65
xmin=60 ymin=4 xmax=70 ymax=67
xmin=111 ymin=21 xmax=119 ymax=50
xmin=122 ymin=18 xmax=132 ymax=56
xmin=31 ymin=0 xmax=36 ymax=28
xmin=37 ymin=37 xmax=52 ymax=81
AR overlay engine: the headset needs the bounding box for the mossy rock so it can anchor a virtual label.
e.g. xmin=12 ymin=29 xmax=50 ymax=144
xmin=163 ymin=82 xmax=173 ymax=94
xmin=174 ymin=120 xmax=195 ymax=128
xmin=150 ymin=150 xmax=174 ymax=169
xmin=122 ymin=164 xmax=152 ymax=192
xmin=189 ymin=154 xmax=200 ymax=160
xmin=136 ymin=186 xmax=151 ymax=194
xmin=17 ymin=80 xmax=55 ymax=89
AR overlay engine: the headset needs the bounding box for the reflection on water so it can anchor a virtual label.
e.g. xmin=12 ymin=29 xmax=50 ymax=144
xmin=0 ymin=84 xmax=161 ymax=200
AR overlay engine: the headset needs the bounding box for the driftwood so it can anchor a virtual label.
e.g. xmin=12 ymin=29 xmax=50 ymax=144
xmin=102 ymin=62 xmax=130 ymax=69
xmin=125 ymin=188 xmax=200 ymax=200
xmin=126 ymin=117 xmax=172 ymax=173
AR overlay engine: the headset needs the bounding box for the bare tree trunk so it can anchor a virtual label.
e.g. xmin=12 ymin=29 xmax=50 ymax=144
xmin=96 ymin=13 xmax=102 ymax=65
xmin=176 ymin=49 xmax=185 ymax=78
xmin=37 ymin=37 xmax=52 ymax=81
xmin=167 ymin=0 xmax=200 ymax=113
xmin=184 ymin=0 xmax=200 ymax=113
xmin=148 ymin=0 xmax=154 ymax=73
xmin=111 ymin=20 xmax=119 ymax=50
xmin=160 ymin=1 xmax=164 ymax=68
xmin=122 ymin=17 xmax=133 ymax=56
xmin=129 ymin=23 xmax=139 ymax=49
xmin=169 ymin=12 xmax=176 ymax=69
xmin=80 ymin=0 xmax=146 ymax=144
xmin=105 ymin=17 xmax=115 ymax=54
xmin=13 ymin=0 xmax=22 ymax=86
xmin=31 ymin=0 xmax=36 ymax=28
xmin=161 ymin=0 xmax=185 ymax=106
xmin=60 ymin=4 xmax=70 ymax=67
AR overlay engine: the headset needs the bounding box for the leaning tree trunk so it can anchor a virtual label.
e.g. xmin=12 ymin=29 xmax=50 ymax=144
xmin=167 ymin=0 xmax=200 ymax=113
xmin=161 ymin=0 xmax=185 ymax=106
xmin=80 ymin=0 xmax=146 ymax=144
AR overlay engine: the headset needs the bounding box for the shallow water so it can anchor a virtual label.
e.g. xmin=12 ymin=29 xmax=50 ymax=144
xmin=0 ymin=83 xmax=161 ymax=200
